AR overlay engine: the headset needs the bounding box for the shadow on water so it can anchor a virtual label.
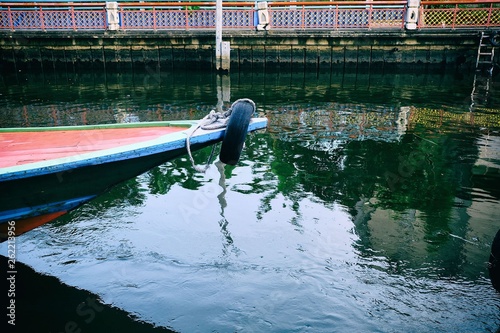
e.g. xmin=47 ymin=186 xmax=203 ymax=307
xmin=491 ymin=229 xmax=500 ymax=293
xmin=1 ymin=255 xmax=176 ymax=333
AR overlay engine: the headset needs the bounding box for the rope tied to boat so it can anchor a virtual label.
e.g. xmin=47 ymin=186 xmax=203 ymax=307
xmin=186 ymin=107 xmax=233 ymax=173
xmin=490 ymin=253 xmax=498 ymax=268
xmin=490 ymin=242 xmax=500 ymax=270
xmin=200 ymin=108 xmax=233 ymax=130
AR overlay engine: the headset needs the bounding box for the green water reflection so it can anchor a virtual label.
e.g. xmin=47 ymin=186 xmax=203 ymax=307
xmin=1 ymin=68 xmax=499 ymax=332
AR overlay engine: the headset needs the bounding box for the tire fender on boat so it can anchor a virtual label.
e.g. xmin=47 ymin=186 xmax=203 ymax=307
xmin=219 ymin=98 xmax=255 ymax=165
xmin=489 ymin=229 xmax=500 ymax=292
xmin=490 ymin=31 xmax=500 ymax=46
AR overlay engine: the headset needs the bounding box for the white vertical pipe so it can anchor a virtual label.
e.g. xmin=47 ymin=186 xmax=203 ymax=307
xmin=215 ymin=0 xmax=222 ymax=70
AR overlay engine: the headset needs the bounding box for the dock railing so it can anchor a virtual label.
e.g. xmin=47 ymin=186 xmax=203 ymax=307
xmin=1 ymin=0 xmax=499 ymax=31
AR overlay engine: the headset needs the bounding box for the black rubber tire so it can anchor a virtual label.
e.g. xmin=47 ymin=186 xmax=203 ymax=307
xmin=219 ymin=98 xmax=255 ymax=165
xmin=489 ymin=229 xmax=500 ymax=292
xmin=490 ymin=31 xmax=500 ymax=47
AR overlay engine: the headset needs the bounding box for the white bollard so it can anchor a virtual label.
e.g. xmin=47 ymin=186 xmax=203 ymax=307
xmin=405 ymin=0 xmax=420 ymax=30
xmin=106 ymin=2 xmax=120 ymax=31
xmin=256 ymin=1 xmax=270 ymax=31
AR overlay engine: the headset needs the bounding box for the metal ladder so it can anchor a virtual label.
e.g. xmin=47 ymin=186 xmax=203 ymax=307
xmin=470 ymin=71 xmax=491 ymax=111
xmin=476 ymin=32 xmax=496 ymax=70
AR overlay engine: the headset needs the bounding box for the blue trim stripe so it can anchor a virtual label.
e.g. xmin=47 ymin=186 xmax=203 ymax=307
xmin=0 ymin=195 xmax=96 ymax=224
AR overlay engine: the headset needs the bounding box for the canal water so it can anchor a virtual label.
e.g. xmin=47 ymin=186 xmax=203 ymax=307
xmin=1 ymin=68 xmax=500 ymax=333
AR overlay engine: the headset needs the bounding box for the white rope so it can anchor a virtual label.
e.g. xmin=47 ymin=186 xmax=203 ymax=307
xmin=186 ymin=107 xmax=233 ymax=173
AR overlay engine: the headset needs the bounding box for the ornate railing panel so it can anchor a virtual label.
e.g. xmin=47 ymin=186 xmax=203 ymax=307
xmin=337 ymin=9 xmax=370 ymax=28
xmin=119 ymin=8 xmax=254 ymax=29
xmin=155 ymin=10 xmax=189 ymax=29
xmin=420 ymin=5 xmax=500 ymax=28
xmin=0 ymin=1 xmax=499 ymax=31
xmin=1 ymin=7 xmax=106 ymax=30
xmin=222 ymin=9 xmax=253 ymax=28
xmin=8 ymin=10 xmax=43 ymax=30
xmin=370 ymin=7 xmax=405 ymax=28
xmin=269 ymin=6 xmax=404 ymax=29
xmin=121 ymin=10 xmax=155 ymax=29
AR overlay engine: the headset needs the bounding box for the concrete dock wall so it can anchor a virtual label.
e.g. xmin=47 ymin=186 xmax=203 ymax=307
xmin=0 ymin=30 xmax=495 ymax=72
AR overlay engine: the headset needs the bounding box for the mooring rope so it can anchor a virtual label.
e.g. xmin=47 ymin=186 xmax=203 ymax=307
xmin=186 ymin=107 xmax=233 ymax=173
xmin=490 ymin=252 xmax=498 ymax=269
